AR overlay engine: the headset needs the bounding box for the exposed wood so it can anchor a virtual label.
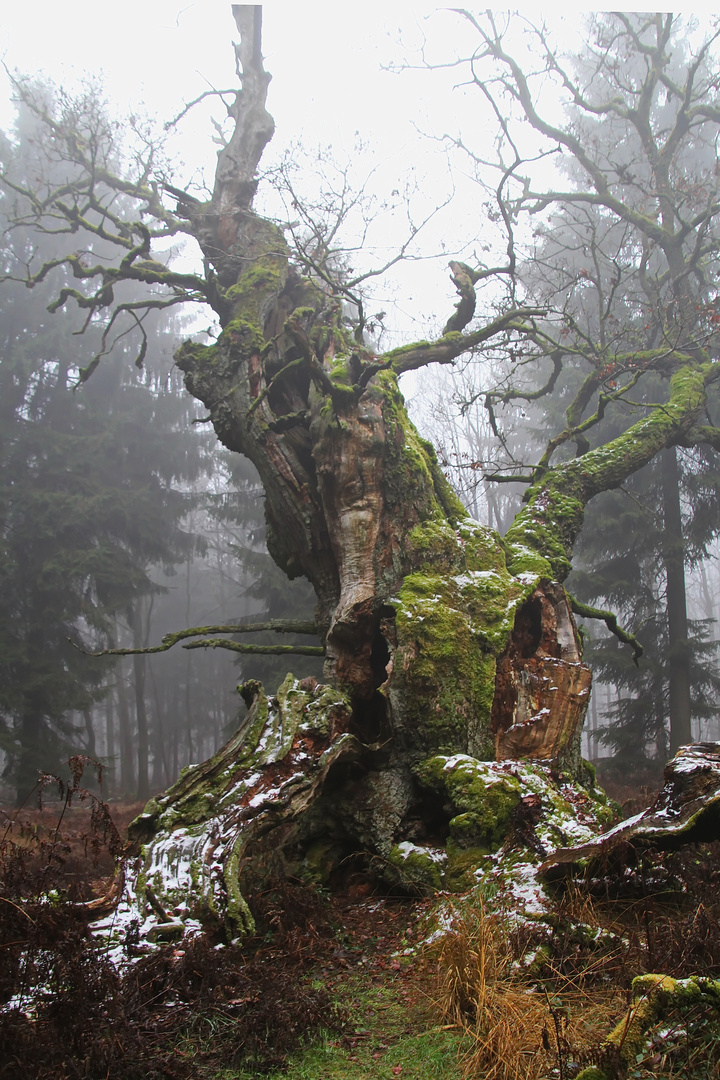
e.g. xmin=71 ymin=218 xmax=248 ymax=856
xmin=492 ymin=582 xmax=591 ymax=764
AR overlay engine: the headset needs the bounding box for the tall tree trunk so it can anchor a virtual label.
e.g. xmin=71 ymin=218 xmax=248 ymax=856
xmin=661 ymin=447 xmax=693 ymax=753
xmin=115 ymin=666 xmax=135 ymax=797
xmin=149 ymin=664 xmax=168 ymax=790
xmin=15 ymin=709 xmax=41 ymax=807
xmin=130 ymin=601 xmax=150 ymax=802
xmin=15 ymin=627 xmax=47 ymax=805
xmin=83 ymin=709 xmax=96 ymax=758
xmin=104 ymin=692 xmax=115 ymax=798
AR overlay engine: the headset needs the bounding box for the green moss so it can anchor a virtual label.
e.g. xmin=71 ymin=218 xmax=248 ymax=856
xmin=443 ymin=845 xmax=490 ymax=891
xmin=577 ymin=974 xmax=720 ymax=1080
xmin=328 ymin=356 xmax=353 ymax=386
xmin=391 ymin=519 xmax=532 ymax=755
xmin=574 ymin=1067 xmax=608 ymax=1080
xmin=268 ymin=675 xmax=350 ymax=750
xmin=393 ymin=571 xmax=498 ymax=754
xmin=503 ymin=361 xmax=710 ymax=584
xmin=582 ymin=758 xmax=597 ymax=786
xmin=384 ymin=339 xmax=431 ymax=362
xmin=388 ymin=842 xmax=444 ymax=890
xmin=175 ymin=338 xmax=218 ymax=376
xmin=224 ymin=834 xmax=255 ymax=936
xmin=218 ymin=221 xmax=288 ymax=341
xmin=417 ymin=755 xmax=522 ymax=851
xmin=223 ymin=261 xmax=284 ymax=310
xmin=222 ymin=317 xmax=265 ymax=356
xmin=300 ymin=839 xmax=341 ymax=886
xmin=417 ymin=437 xmax=468 ymax=523
xmin=374 ymin=370 xmax=443 ymax=523
xmin=407 ymin=517 xmax=465 ymax=572
xmin=310 ymin=308 xmax=355 ymax=361
xmin=300 ymin=683 xmax=352 ymax=736
xmin=503 ymin=485 xmax=585 ymax=580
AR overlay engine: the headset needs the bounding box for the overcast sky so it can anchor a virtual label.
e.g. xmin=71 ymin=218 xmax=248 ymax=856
xmin=0 ymin=3 xmax=480 ymax=339
xmin=0 ymin=4 xmax=455 ymax=173
xmin=1 ymin=3 xmax=717 ymax=348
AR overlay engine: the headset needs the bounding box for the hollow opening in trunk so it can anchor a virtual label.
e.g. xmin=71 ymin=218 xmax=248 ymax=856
xmin=514 ymin=596 xmax=543 ymax=658
xmin=370 ymin=623 xmax=391 ymax=690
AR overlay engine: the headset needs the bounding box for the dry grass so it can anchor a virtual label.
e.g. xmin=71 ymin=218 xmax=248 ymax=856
xmin=426 ymin=900 xmax=625 ymax=1080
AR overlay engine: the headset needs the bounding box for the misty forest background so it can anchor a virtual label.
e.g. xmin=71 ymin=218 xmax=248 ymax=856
xmin=3 ymin=22 xmax=720 ymax=808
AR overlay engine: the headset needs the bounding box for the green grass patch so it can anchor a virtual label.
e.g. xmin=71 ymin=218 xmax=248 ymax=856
xmin=220 ymin=976 xmax=466 ymax=1080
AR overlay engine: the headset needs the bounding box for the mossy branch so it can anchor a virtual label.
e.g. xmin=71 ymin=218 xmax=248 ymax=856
xmin=183 ymin=640 xmax=324 ymax=655
xmin=679 ymin=422 xmax=720 ymax=450
xmin=71 ymin=619 xmax=321 ymax=658
xmin=385 ymin=307 xmax=545 ymax=375
xmin=569 ymin=596 xmax=643 ymax=664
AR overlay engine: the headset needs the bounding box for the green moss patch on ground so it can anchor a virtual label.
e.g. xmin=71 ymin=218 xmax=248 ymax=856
xmin=169 ymin=891 xmax=467 ymax=1080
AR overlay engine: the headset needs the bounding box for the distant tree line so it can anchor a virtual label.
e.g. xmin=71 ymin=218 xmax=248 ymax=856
xmin=0 ymin=86 xmax=321 ymax=806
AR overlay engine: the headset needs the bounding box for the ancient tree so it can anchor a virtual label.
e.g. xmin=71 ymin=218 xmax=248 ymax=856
xmin=6 ymin=9 xmax=720 ymax=931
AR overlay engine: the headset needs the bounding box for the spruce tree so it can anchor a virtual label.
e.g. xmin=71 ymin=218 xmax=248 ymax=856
xmin=0 ymin=88 xmax=211 ymax=802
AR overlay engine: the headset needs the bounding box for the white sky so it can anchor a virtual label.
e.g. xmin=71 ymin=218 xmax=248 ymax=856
xmin=0 ymin=3 xmax=483 ymax=340
xmin=1 ymin=4 xmax=718 ymax=348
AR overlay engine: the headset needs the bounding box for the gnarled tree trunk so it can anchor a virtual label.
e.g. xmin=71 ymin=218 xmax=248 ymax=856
xmin=99 ymin=8 xmax=718 ymax=942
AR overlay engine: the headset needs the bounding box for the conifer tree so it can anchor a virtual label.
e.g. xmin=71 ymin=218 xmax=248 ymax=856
xmin=0 ymin=88 xmax=211 ymax=802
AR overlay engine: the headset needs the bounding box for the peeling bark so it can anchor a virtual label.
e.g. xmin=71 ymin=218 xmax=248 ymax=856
xmin=539 ymin=743 xmax=720 ymax=883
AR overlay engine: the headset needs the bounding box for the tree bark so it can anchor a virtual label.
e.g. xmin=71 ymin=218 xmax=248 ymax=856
xmin=98 ymin=10 xmax=720 ymax=940
xmin=170 ymin=7 xmax=713 ymax=775
xmin=15 ymin=709 xmax=41 ymax=807
xmin=83 ymin=709 xmax=96 ymax=758
xmin=104 ymin=692 xmax=115 ymax=798
xmin=115 ymin=664 xmax=135 ymax=797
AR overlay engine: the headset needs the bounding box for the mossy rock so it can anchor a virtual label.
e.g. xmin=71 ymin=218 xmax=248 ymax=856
xmin=387 ymin=841 xmax=446 ymax=891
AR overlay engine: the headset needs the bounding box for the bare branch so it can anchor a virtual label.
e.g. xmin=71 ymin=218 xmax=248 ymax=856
xmin=72 ymin=619 xmax=322 ymax=658
xmin=569 ymin=595 xmax=644 ymax=664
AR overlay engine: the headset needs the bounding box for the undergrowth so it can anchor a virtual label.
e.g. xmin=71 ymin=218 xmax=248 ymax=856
xmin=0 ymin=761 xmax=347 ymax=1079
xmin=4 ymin=761 xmax=720 ymax=1080
xmin=426 ymin=844 xmax=720 ymax=1080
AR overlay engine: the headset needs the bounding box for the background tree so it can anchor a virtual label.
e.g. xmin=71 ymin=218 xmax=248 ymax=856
xmin=0 ymin=87 xmax=215 ymax=803
xmin=437 ymin=11 xmax=720 ymax=760
xmin=569 ymin=448 xmax=720 ymax=772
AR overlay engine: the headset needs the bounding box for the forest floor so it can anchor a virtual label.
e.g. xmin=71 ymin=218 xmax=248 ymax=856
xmin=0 ymin=796 xmax=466 ymax=1079
xmin=4 ymin=776 xmax=720 ymax=1079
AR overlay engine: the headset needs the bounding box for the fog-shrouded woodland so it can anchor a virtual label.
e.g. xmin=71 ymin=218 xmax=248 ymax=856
xmin=5 ymin=9 xmax=720 ymax=1078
